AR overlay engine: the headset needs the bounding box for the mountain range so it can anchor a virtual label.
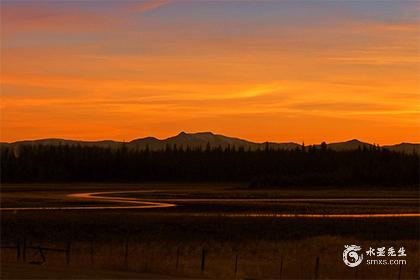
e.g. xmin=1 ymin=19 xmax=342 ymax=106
xmin=1 ymin=132 xmax=419 ymax=153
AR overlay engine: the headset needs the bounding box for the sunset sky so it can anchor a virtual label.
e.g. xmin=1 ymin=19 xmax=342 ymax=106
xmin=1 ymin=0 xmax=419 ymax=145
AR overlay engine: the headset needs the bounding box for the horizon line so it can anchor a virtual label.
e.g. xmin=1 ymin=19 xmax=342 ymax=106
xmin=1 ymin=131 xmax=419 ymax=146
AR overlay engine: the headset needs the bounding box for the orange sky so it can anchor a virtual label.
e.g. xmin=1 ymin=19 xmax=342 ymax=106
xmin=1 ymin=1 xmax=419 ymax=144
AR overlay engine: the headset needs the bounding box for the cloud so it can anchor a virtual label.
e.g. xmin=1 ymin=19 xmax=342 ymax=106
xmin=1 ymin=4 xmax=116 ymax=35
xmin=130 ymin=0 xmax=172 ymax=13
xmin=290 ymin=102 xmax=400 ymax=112
xmin=0 ymin=0 xmax=171 ymax=36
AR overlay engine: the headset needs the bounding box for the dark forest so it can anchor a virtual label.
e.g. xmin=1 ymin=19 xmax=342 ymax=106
xmin=1 ymin=144 xmax=418 ymax=187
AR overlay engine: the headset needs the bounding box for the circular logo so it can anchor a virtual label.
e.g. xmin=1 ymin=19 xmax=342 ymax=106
xmin=343 ymin=245 xmax=363 ymax=267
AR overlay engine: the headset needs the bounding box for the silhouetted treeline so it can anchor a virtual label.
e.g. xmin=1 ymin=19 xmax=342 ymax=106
xmin=0 ymin=144 xmax=418 ymax=187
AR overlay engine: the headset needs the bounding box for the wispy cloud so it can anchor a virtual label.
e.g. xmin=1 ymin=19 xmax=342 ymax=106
xmin=129 ymin=0 xmax=172 ymax=13
xmin=0 ymin=0 xmax=171 ymax=36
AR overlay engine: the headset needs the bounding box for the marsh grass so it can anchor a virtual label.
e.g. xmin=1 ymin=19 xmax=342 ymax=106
xmin=1 ymin=212 xmax=419 ymax=279
xmin=1 ymin=185 xmax=419 ymax=278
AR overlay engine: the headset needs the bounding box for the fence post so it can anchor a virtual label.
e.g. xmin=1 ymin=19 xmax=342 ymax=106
xmin=16 ymin=239 xmax=21 ymax=262
xmin=22 ymin=237 xmax=26 ymax=263
xmin=234 ymin=254 xmax=238 ymax=279
xmin=201 ymin=248 xmax=206 ymax=273
xmin=66 ymin=241 xmax=71 ymax=265
xmin=124 ymin=236 xmax=129 ymax=269
xmin=90 ymin=239 xmax=94 ymax=266
xmin=314 ymin=256 xmax=319 ymax=279
xmin=279 ymin=256 xmax=283 ymax=279
xmin=176 ymin=247 xmax=180 ymax=270
xmin=398 ymin=262 xmax=402 ymax=280
xmin=38 ymin=245 xmax=46 ymax=264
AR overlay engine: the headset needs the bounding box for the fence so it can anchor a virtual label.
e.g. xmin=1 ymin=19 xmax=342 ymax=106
xmin=0 ymin=236 xmax=413 ymax=279
xmin=1 ymin=237 xmax=70 ymax=265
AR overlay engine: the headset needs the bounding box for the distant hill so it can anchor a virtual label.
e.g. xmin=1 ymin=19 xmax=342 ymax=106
xmin=1 ymin=132 xmax=418 ymax=153
xmin=129 ymin=132 xmax=261 ymax=150
xmin=318 ymin=139 xmax=373 ymax=151
xmin=382 ymin=143 xmax=420 ymax=154
xmin=2 ymin=138 xmax=120 ymax=148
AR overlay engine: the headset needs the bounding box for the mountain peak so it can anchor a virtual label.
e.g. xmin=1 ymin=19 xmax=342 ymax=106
xmin=176 ymin=131 xmax=214 ymax=137
xmin=346 ymin=139 xmax=362 ymax=143
xmin=194 ymin=131 xmax=214 ymax=136
xmin=130 ymin=136 xmax=159 ymax=143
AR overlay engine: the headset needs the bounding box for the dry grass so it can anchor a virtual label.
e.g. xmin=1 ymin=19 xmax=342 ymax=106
xmin=1 ymin=184 xmax=419 ymax=279
xmin=2 ymin=234 xmax=418 ymax=279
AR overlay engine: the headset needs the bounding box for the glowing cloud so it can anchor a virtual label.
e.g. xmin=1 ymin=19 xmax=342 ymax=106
xmin=0 ymin=1 xmax=419 ymax=144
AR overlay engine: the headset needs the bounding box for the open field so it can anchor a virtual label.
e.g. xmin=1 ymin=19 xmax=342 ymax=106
xmin=1 ymin=184 xmax=419 ymax=279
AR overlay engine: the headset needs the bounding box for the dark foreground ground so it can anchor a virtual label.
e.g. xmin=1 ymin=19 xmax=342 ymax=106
xmin=1 ymin=184 xmax=419 ymax=279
